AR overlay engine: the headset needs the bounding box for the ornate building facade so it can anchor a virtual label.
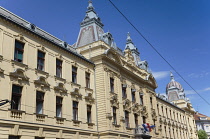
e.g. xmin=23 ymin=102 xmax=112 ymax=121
xmin=194 ymin=112 xmax=210 ymax=139
xmin=0 ymin=1 xmax=198 ymax=139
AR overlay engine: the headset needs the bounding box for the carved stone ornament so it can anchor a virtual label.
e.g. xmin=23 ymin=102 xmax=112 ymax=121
xmin=34 ymin=76 xmax=50 ymax=88
xmin=132 ymin=103 xmax=140 ymax=115
xmin=120 ymin=116 xmax=125 ymax=122
xmin=163 ymin=119 xmax=167 ymax=125
xmin=159 ymin=118 xmax=163 ymax=123
xmin=123 ymin=98 xmax=131 ymax=112
xmin=0 ymin=68 xmax=4 ymax=73
xmin=37 ymin=44 xmax=45 ymax=51
xmin=131 ymin=83 xmax=135 ymax=90
xmin=124 ymin=49 xmax=135 ymax=65
xmin=140 ymin=106 xmax=148 ymax=117
xmin=70 ymin=88 xmax=82 ymax=99
xmin=54 ymin=82 xmax=67 ymax=93
xmin=168 ymin=121 xmax=171 ymax=126
xmin=106 ymin=113 xmax=112 ymax=120
xmin=14 ymin=33 xmax=26 ymax=42
xmin=103 ymin=66 xmax=120 ymax=78
xmin=110 ymin=93 xmax=119 ymax=108
xmin=151 ymin=108 xmax=157 ymax=120
xmin=84 ymin=92 xmax=95 ymax=103
xmin=56 ymin=54 xmax=63 ymax=60
xmin=9 ymin=68 xmax=29 ymax=81
xmin=172 ymin=122 xmax=175 ymax=127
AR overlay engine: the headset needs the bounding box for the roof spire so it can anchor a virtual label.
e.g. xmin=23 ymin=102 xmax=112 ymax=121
xmin=87 ymin=0 xmax=94 ymax=11
xmin=170 ymin=72 xmax=175 ymax=81
xmin=126 ymin=32 xmax=133 ymax=44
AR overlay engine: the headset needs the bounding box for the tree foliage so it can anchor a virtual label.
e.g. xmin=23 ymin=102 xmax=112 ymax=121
xmin=198 ymin=129 xmax=208 ymax=139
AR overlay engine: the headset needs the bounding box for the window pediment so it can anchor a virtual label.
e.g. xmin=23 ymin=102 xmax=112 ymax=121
xmin=9 ymin=68 xmax=29 ymax=81
xmin=34 ymin=76 xmax=50 ymax=88
xmin=70 ymin=88 xmax=82 ymax=99
xmin=54 ymin=82 xmax=67 ymax=93
xmin=132 ymin=103 xmax=141 ymax=115
xmin=110 ymin=93 xmax=119 ymax=108
xmin=141 ymin=106 xmax=148 ymax=117
xmin=104 ymin=48 xmax=122 ymax=66
xmin=123 ymin=99 xmax=131 ymax=112
xmin=84 ymin=92 xmax=95 ymax=103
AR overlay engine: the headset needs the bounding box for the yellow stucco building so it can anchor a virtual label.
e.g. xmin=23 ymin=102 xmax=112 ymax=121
xmin=0 ymin=1 xmax=198 ymax=139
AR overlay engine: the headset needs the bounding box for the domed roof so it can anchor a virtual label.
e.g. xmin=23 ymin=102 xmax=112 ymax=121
xmin=166 ymin=72 xmax=184 ymax=92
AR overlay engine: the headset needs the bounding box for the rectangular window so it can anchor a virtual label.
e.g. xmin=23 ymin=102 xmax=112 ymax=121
xmin=157 ymin=104 xmax=159 ymax=115
xmin=36 ymin=91 xmax=44 ymax=114
xmin=150 ymin=97 xmax=153 ymax=108
xmin=122 ymin=85 xmax=127 ymax=98
xmin=162 ymin=106 xmax=164 ymax=116
xmin=110 ymin=78 xmax=114 ymax=93
xmin=113 ymin=107 xmax=117 ymax=125
xmin=56 ymin=96 xmax=62 ymax=117
xmin=72 ymin=66 xmax=77 ymax=83
xmin=35 ymin=137 xmax=44 ymax=139
xmin=37 ymin=51 xmax=45 ymax=71
xmin=73 ymin=101 xmax=78 ymax=120
xmin=85 ymin=72 xmax=90 ymax=88
xmin=142 ymin=116 xmax=146 ymax=124
xmin=9 ymin=136 xmax=20 ymax=139
xmin=87 ymin=105 xmax=92 ymax=123
xmin=140 ymin=94 xmax=143 ymax=105
xmin=134 ymin=114 xmax=138 ymax=127
xmin=125 ymin=111 xmax=129 ymax=128
xmin=11 ymin=85 xmax=22 ymax=110
xmin=14 ymin=40 xmax=24 ymax=62
xmin=56 ymin=59 xmax=62 ymax=78
xmin=131 ymin=89 xmax=136 ymax=102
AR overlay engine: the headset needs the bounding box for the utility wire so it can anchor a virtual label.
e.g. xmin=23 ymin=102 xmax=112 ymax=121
xmin=108 ymin=0 xmax=210 ymax=106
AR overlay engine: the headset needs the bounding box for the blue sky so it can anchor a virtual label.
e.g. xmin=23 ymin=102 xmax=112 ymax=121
xmin=1 ymin=0 xmax=210 ymax=116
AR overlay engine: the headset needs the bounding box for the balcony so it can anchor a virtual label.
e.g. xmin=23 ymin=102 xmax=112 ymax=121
xmin=134 ymin=127 xmax=152 ymax=139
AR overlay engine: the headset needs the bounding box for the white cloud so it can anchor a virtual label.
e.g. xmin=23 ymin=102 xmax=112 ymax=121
xmin=188 ymin=71 xmax=210 ymax=78
xmin=152 ymin=71 xmax=169 ymax=80
xmin=204 ymin=87 xmax=210 ymax=91
xmin=185 ymin=90 xmax=196 ymax=95
xmin=185 ymin=87 xmax=210 ymax=95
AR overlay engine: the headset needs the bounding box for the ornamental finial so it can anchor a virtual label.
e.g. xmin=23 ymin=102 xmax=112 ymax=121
xmin=170 ymin=72 xmax=175 ymax=81
xmin=127 ymin=32 xmax=132 ymax=42
xmin=87 ymin=0 xmax=94 ymax=10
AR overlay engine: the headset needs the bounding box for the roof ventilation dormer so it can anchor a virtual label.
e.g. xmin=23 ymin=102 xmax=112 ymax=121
xmin=26 ymin=23 xmax=37 ymax=31
xmin=59 ymin=41 xmax=68 ymax=48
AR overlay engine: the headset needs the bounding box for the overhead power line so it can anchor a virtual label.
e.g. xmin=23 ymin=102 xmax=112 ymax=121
xmin=108 ymin=0 xmax=210 ymax=106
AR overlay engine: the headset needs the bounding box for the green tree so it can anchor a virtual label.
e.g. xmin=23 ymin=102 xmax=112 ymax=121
xmin=198 ymin=129 xmax=208 ymax=139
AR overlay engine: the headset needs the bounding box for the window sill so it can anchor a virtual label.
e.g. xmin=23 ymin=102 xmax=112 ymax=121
xmin=34 ymin=113 xmax=47 ymax=117
xmin=55 ymin=116 xmax=66 ymax=120
xmin=35 ymin=68 xmax=49 ymax=76
xmin=126 ymin=127 xmax=133 ymax=130
xmin=8 ymin=109 xmax=25 ymax=113
xmin=11 ymin=60 xmax=28 ymax=69
xmin=54 ymin=76 xmax=66 ymax=82
xmin=113 ymin=123 xmax=121 ymax=127
xmin=87 ymin=122 xmax=95 ymax=126
xmin=85 ymin=87 xmax=93 ymax=92
xmin=71 ymin=82 xmax=81 ymax=87
xmin=122 ymin=96 xmax=127 ymax=99
xmin=72 ymin=119 xmax=81 ymax=124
